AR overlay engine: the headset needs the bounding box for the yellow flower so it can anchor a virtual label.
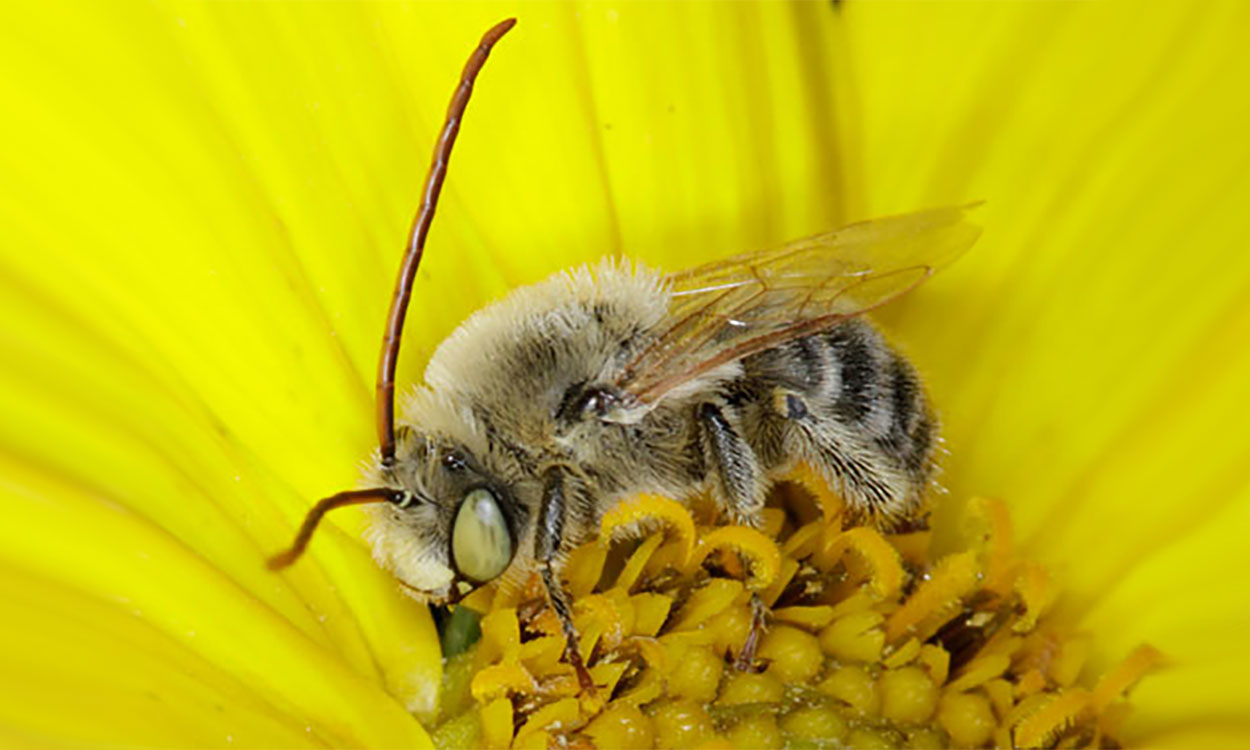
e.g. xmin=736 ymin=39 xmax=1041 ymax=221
xmin=1 ymin=1 xmax=1246 ymax=747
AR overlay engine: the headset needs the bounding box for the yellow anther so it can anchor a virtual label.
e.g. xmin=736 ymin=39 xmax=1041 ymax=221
xmin=689 ymin=525 xmax=782 ymax=591
xmin=600 ymin=493 xmax=696 ymax=564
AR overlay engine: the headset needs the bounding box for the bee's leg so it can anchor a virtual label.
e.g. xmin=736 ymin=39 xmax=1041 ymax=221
xmin=737 ymin=592 xmax=770 ymax=672
xmin=537 ymin=467 xmax=596 ymax=694
xmin=697 ymin=402 xmax=767 ymax=527
xmin=697 ymin=402 xmax=770 ymax=670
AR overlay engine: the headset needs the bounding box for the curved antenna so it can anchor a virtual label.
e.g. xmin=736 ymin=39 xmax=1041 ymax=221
xmin=377 ymin=18 xmax=518 ymax=465
xmin=267 ymin=488 xmax=405 ymax=570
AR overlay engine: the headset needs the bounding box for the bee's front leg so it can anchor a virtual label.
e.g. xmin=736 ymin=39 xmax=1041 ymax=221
xmin=538 ymin=467 xmax=596 ymax=693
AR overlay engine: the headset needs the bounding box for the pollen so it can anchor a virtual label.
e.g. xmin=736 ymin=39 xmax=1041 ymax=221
xmin=431 ymin=484 xmax=1160 ymax=749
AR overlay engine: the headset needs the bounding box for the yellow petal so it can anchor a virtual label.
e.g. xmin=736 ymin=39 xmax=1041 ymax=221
xmin=0 ymin=462 xmax=429 ymax=747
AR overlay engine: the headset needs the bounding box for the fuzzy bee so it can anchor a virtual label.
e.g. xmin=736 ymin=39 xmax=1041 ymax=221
xmin=269 ymin=19 xmax=980 ymax=686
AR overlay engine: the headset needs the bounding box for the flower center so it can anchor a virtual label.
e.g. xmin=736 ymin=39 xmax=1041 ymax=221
xmin=432 ymin=467 xmax=1160 ymax=749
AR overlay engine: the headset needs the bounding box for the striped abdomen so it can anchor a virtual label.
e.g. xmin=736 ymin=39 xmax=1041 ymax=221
xmin=732 ymin=318 xmax=938 ymax=526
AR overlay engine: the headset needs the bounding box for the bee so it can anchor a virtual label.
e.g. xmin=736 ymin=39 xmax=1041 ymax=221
xmin=269 ymin=18 xmax=981 ymax=687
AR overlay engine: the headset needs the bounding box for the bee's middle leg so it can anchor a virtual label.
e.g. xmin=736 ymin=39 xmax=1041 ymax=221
xmin=697 ymin=401 xmax=770 ymax=670
xmin=537 ymin=467 xmax=595 ymax=693
xmin=697 ymin=402 xmax=767 ymax=526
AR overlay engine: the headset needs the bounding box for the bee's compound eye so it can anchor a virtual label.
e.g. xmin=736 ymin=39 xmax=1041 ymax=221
xmin=451 ymin=488 xmax=512 ymax=582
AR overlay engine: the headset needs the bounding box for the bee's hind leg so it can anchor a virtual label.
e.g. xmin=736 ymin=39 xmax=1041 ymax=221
xmin=697 ymin=401 xmax=771 ymax=670
xmin=538 ymin=467 xmax=596 ymax=694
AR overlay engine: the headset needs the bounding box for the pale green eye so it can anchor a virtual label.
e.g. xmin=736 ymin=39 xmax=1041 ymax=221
xmin=451 ymin=488 xmax=512 ymax=582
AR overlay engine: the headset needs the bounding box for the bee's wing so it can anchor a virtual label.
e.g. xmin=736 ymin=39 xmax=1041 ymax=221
xmin=616 ymin=204 xmax=982 ymax=405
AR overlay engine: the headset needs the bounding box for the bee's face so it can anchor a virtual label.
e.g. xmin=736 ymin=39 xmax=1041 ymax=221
xmin=367 ymin=434 xmax=522 ymax=603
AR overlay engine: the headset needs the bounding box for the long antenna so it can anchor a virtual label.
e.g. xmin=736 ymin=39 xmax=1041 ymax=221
xmin=376 ymin=18 xmax=518 ymax=466
xmin=267 ymin=488 xmax=404 ymax=570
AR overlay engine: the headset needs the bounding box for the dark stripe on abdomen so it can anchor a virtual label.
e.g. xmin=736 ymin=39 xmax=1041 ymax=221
xmin=887 ymin=355 xmax=919 ymax=443
xmin=826 ymin=323 xmax=878 ymax=424
xmin=877 ymin=349 xmax=934 ymax=476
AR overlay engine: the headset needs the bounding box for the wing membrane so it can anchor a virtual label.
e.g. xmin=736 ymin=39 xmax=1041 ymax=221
xmin=616 ymin=204 xmax=982 ymax=404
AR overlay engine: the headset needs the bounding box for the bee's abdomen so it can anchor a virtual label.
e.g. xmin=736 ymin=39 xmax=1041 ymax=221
xmin=739 ymin=319 xmax=937 ymax=520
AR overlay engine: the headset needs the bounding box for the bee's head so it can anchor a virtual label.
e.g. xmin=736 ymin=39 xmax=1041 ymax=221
xmin=363 ymin=428 xmax=523 ymax=603
xmin=267 ymin=421 xmax=523 ymax=605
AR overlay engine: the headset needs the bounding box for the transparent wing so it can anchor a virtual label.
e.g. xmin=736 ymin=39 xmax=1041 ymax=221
xmin=616 ymin=204 xmax=982 ymax=405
